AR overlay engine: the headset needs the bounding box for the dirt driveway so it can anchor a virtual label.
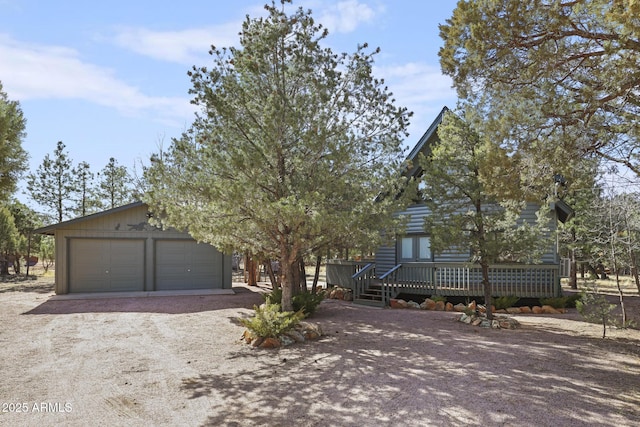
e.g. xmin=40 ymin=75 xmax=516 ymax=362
xmin=1 ymin=277 xmax=639 ymax=427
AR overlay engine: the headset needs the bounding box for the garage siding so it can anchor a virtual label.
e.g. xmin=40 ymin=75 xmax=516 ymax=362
xmin=155 ymin=240 xmax=223 ymax=290
xmin=38 ymin=202 xmax=231 ymax=294
xmin=69 ymin=238 xmax=145 ymax=292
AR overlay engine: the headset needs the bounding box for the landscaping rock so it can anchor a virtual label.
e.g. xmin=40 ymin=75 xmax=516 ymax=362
xmin=445 ymin=302 xmax=454 ymax=312
xmin=252 ymin=337 xmax=264 ymax=347
xmin=457 ymin=313 xmax=521 ymax=330
xmin=541 ymin=305 xmax=560 ymax=314
xmin=390 ymin=299 xmax=408 ymax=309
xmin=260 ymin=337 xmax=281 ymax=349
xmin=407 ymin=300 xmax=421 ymax=309
xmin=242 ymin=329 xmax=254 ymax=344
xmin=435 ymin=300 xmax=445 ymax=311
xmin=532 ymin=306 xmax=543 ymax=314
xmin=285 ymin=330 xmax=306 ymax=343
xmin=519 ymin=306 xmax=532 ymax=314
xmin=279 ymin=335 xmax=295 ymax=346
xmin=424 ymin=298 xmax=436 ymax=310
xmin=468 ymin=300 xmax=477 ymax=311
xmin=297 ymin=321 xmax=323 ymax=341
xmin=453 ymin=303 xmax=466 ymax=312
xmin=506 ymin=307 xmax=521 ymax=314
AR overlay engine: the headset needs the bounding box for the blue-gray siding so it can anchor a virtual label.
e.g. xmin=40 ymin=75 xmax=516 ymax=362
xmin=375 ymin=202 xmax=559 ymax=276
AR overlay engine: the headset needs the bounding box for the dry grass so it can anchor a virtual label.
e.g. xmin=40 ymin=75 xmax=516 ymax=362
xmin=564 ymin=275 xmax=640 ymax=296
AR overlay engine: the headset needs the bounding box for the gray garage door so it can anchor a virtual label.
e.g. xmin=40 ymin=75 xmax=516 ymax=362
xmin=69 ymin=238 xmax=145 ymax=292
xmin=155 ymin=240 xmax=221 ymax=290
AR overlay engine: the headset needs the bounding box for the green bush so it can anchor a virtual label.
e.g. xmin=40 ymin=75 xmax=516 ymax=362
xmin=493 ymin=296 xmax=520 ymax=310
xmin=430 ymin=295 xmax=447 ymax=303
xmin=539 ymin=294 xmax=581 ymax=309
xmin=239 ymin=303 xmax=304 ymax=339
xmin=264 ymin=288 xmax=325 ymax=317
xmin=576 ymin=291 xmax=617 ymax=338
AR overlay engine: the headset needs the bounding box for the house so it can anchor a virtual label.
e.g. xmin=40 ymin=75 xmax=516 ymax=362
xmin=34 ymin=201 xmax=232 ymax=295
xmin=326 ymin=107 xmax=574 ymax=305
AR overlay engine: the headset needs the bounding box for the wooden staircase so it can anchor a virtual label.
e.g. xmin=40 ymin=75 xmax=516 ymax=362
xmin=353 ymin=280 xmax=385 ymax=307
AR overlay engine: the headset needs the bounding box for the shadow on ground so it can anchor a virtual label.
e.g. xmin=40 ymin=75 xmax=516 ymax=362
xmin=22 ymin=285 xmax=266 ymax=315
xmin=181 ymin=301 xmax=640 ymax=427
xmin=0 ymin=275 xmax=54 ymax=294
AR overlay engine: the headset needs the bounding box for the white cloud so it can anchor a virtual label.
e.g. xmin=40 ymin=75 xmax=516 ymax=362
xmin=111 ymin=22 xmax=240 ymax=65
xmin=315 ymin=0 xmax=382 ymax=33
xmin=0 ymin=34 xmax=195 ymax=125
xmin=375 ymin=62 xmax=458 ymax=140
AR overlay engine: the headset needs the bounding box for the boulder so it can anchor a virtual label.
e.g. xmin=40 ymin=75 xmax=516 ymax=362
xmin=445 ymin=302 xmax=454 ymax=312
xmin=424 ymin=299 xmax=437 ymax=310
xmin=506 ymin=307 xmax=521 ymax=314
xmin=285 ymin=330 xmax=306 ymax=343
xmin=532 ymin=306 xmax=543 ymax=314
xmin=407 ymin=300 xmax=420 ymax=309
xmin=260 ymin=337 xmax=281 ymax=348
xmin=468 ymin=300 xmax=477 ymax=311
xmin=390 ymin=299 xmax=408 ymax=309
xmin=242 ymin=330 xmax=254 ymax=344
xmin=541 ymin=305 xmax=560 ymax=314
xmin=435 ymin=300 xmax=446 ymax=311
xmin=279 ymin=335 xmax=295 ymax=346
xmin=453 ymin=303 xmax=467 ymax=312
xmin=519 ymin=306 xmax=532 ymax=314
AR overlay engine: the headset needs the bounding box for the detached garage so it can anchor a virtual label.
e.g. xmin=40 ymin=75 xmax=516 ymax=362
xmin=35 ymin=202 xmax=232 ymax=295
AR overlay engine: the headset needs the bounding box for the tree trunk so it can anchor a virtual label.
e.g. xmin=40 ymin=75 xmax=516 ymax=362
xmin=615 ymin=270 xmax=627 ymax=327
xmin=13 ymin=255 xmax=21 ymax=274
xmin=281 ymin=261 xmax=297 ymax=312
xmin=569 ymin=256 xmax=577 ymax=290
xmin=569 ymin=230 xmax=577 ymax=289
xmin=480 ymin=261 xmax=493 ymax=321
xmin=631 ymin=251 xmax=640 ymax=296
xmin=245 ymin=253 xmax=258 ymax=286
xmin=0 ymin=259 xmax=8 ymax=275
xmin=298 ymin=258 xmax=307 ymax=293
xmin=265 ymin=259 xmax=279 ymax=289
xmin=311 ymin=255 xmax=322 ymax=294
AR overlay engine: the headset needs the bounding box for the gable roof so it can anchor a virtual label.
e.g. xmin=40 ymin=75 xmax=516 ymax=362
xmin=405 ymin=106 xmax=448 ymax=177
xmin=33 ymin=201 xmax=147 ymax=235
xmin=551 ymin=199 xmax=575 ymax=223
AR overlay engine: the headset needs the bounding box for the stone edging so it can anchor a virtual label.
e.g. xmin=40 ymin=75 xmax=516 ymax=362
xmin=390 ymin=298 xmax=568 ymax=315
xmin=241 ymin=321 xmax=323 ymax=349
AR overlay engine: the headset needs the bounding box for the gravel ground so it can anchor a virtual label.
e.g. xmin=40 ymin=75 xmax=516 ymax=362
xmin=1 ymin=275 xmax=639 ymax=427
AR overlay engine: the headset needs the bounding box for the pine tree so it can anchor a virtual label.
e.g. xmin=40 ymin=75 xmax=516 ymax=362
xmin=144 ymin=0 xmax=412 ymax=311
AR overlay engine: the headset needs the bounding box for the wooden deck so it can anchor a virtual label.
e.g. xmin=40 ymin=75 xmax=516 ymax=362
xmin=326 ymin=260 xmax=561 ymax=306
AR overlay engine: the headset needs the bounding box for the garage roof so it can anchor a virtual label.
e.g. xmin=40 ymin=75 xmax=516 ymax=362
xmin=34 ymin=201 xmax=147 ymax=235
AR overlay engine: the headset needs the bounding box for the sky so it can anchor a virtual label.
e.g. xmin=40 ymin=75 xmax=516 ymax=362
xmin=1 ymin=0 xmax=459 ymax=207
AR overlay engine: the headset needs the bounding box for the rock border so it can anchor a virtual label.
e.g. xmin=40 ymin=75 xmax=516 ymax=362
xmin=390 ymin=298 xmax=568 ymax=315
xmin=241 ymin=321 xmax=323 ymax=349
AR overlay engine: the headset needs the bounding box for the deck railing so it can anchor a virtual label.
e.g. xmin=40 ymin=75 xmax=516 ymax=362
xmin=351 ymin=263 xmax=376 ymax=300
xmin=326 ymin=260 xmax=561 ymax=305
xmin=325 ymin=259 xmax=374 ymax=289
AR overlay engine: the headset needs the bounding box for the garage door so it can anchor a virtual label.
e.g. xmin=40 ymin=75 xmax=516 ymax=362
xmin=69 ymin=239 xmax=145 ymax=292
xmin=155 ymin=240 xmax=221 ymax=290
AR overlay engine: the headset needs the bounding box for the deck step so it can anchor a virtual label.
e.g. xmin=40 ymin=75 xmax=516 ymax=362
xmin=359 ymin=292 xmax=382 ymax=299
xmin=353 ymin=298 xmax=385 ymax=308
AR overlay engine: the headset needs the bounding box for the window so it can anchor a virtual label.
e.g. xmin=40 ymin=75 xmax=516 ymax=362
xmin=400 ymin=235 xmax=432 ymax=262
xmin=401 ymin=237 xmax=413 ymax=259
